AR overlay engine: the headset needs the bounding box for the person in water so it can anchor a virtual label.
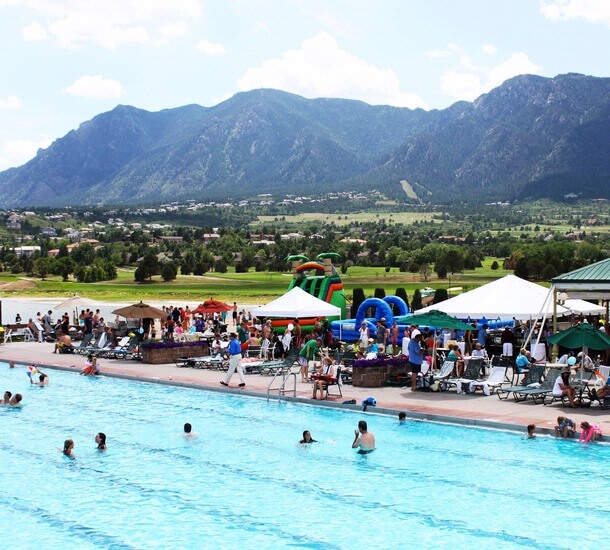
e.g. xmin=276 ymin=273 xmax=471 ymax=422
xmin=398 ymin=412 xmax=407 ymax=423
xmin=9 ymin=393 xmax=22 ymax=407
xmin=352 ymin=420 xmax=375 ymax=454
xmin=299 ymin=430 xmax=317 ymax=444
xmin=95 ymin=432 xmax=107 ymax=450
xmin=63 ymin=439 xmax=75 ymax=457
xmin=30 ymin=371 xmax=49 ymax=385
xmin=527 ymin=424 xmax=536 ymax=438
xmin=3 ymin=391 xmax=12 ymax=405
xmin=182 ymin=423 xmax=198 ymax=439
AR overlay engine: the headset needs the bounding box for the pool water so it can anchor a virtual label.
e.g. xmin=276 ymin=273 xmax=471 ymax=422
xmin=1 ymin=363 xmax=608 ymax=549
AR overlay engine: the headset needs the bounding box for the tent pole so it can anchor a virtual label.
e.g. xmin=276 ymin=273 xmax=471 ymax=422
xmin=551 ymin=286 xmax=558 ymax=361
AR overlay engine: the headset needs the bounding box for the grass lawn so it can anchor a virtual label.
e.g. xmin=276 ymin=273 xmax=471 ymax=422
xmin=253 ymin=211 xmax=439 ymax=226
xmin=0 ymin=258 xmax=512 ymax=304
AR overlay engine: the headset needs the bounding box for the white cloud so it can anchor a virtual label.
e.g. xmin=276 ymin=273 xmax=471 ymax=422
xmin=0 ymin=95 xmax=22 ymax=109
xmin=237 ymin=32 xmax=428 ymax=109
xmin=22 ymin=21 xmax=48 ymax=42
xmin=426 ymin=43 xmax=460 ymax=59
xmin=64 ymin=75 xmax=123 ymax=99
xmin=0 ymin=137 xmax=52 ymax=170
xmin=11 ymin=0 xmax=203 ymax=49
xmin=482 ymin=44 xmax=496 ymax=55
xmin=438 ymin=47 xmax=540 ymax=101
xmin=486 ymin=53 xmax=539 ymax=89
xmin=540 ymin=0 xmax=610 ymax=26
xmin=196 ymin=39 xmax=226 ymax=56
xmin=159 ymin=21 xmax=189 ymax=38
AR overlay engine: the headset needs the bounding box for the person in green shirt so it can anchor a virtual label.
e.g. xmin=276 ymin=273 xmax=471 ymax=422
xmin=299 ymin=337 xmax=321 ymax=383
xmin=236 ymin=321 xmax=248 ymax=344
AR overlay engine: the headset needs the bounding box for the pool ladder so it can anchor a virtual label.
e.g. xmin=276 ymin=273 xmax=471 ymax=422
xmin=266 ymin=368 xmax=297 ymax=402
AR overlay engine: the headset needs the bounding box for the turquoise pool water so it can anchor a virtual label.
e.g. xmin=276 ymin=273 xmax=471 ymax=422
xmin=1 ymin=363 xmax=608 ymax=549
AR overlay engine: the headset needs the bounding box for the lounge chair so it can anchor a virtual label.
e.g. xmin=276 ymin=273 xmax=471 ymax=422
xmin=447 ymin=358 xmax=484 ymax=393
xmin=512 ymin=367 xmax=562 ymax=404
xmin=496 ymin=365 xmax=545 ymax=400
xmin=466 ymin=366 xmax=507 ymax=395
xmin=434 ymin=360 xmax=456 ymax=390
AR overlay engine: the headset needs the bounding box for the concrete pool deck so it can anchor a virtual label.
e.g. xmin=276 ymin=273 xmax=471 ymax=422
xmin=2 ymin=341 xmax=609 ymax=438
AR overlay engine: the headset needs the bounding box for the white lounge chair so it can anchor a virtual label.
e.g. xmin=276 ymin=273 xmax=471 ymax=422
xmin=466 ymin=366 xmax=507 ymax=395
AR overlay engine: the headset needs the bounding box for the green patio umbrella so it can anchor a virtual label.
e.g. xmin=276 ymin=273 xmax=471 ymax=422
xmin=403 ymin=310 xmax=475 ymax=332
xmin=548 ymin=322 xmax=610 ymax=380
xmin=547 ymin=322 xmax=610 ymax=351
xmin=403 ymin=310 xmax=475 ymax=367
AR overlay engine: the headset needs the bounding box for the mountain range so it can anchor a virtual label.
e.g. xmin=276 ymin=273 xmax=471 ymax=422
xmin=0 ymin=72 xmax=608 ymax=207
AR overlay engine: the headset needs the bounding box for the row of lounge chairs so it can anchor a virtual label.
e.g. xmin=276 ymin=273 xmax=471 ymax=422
xmin=71 ymin=333 xmax=140 ymax=360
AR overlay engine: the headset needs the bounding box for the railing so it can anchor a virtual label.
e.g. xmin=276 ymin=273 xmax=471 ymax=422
xmin=266 ymin=366 xmax=297 ymax=402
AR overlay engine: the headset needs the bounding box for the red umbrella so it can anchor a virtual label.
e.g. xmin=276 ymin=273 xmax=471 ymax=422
xmin=191 ymin=300 xmax=233 ymax=315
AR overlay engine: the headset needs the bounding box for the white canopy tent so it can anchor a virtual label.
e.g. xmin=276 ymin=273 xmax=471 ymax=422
xmin=415 ymin=275 xmax=602 ymax=319
xmin=252 ymin=286 xmax=341 ymax=318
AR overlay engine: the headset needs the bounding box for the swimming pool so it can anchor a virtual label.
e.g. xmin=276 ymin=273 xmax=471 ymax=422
xmin=1 ymin=363 xmax=608 ymax=549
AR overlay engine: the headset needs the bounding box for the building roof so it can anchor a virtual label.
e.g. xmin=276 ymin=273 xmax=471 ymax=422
xmin=552 ymin=257 xmax=610 ymax=283
xmin=551 ymin=257 xmax=610 ymax=299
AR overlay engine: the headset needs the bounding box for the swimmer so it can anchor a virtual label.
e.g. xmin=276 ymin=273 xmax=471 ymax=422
xmin=398 ymin=412 xmax=407 ymax=423
xmin=299 ymin=430 xmax=317 ymax=444
xmin=80 ymin=355 xmax=99 ymax=376
xmin=9 ymin=361 xmax=15 ymax=369
xmin=3 ymin=391 xmax=12 ymax=405
xmin=527 ymin=424 xmax=536 ymax=438
xmin=63 ymin=439 xmax=75 ymax=457
xmin=9 ymin=393 xmax=22 ymax=407
xmin=30 ymin=371 xmax=49 ymax=386
xmin=95 ymin=432 xmax=107 ymax=451
xmin=183 ymin=423 xmax=198 ymax=439
xmin=352 ymin=420 xmax=375 ymax=454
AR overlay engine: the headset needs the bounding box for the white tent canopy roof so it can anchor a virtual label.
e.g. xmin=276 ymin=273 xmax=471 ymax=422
xmin=251 ymin=286 xmax=341 ymax=318
xmin=415 ymin=275 xmax=602 ymax=320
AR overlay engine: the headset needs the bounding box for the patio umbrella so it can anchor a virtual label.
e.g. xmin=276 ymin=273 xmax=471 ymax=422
xmin=404 ymin=310 xmax=475 ymax=332
xmin=547 ymin=322 xmax=610 ymax=351
xmin=54 ymin=295 xmax=96 ymax=311
xmin=548 ymin=322 xmax=610 ymax=380
xmin=191 ymin=300 xmax=232 ymax=315
xmin=112 ymin=301 xmax=167 ymax=319
xmin=403 ymin=310 xmax=475 ymax=367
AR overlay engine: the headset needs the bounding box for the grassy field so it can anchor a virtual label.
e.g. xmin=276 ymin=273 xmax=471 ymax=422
xmin=253 ymin=211 xmax=439 ymax=226
xmin=0 ymin=258 xmax=512 ymax=305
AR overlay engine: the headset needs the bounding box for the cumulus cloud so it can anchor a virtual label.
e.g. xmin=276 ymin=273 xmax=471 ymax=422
xmin=0 ymin=137 xmax=52 ymax=170
xmin=432 ymin=43 xmax=540 ymax=101
xmin=237 ymin=32 xmax=428 ymax=109
xmin=540 ymin=0 xmax=610 ymax=27
xmin=196 ymin=39 xmax=226 ymax=56
xmin=426 ymin=43 xmax=460 ymax=59
xmin=22 ymin=22 xmax=48 ymax=42
xmin=0 ymin=95 xmax=22 ymax=109
xmin=64 ymin=75 xmax=123 ymax=99
xmin=13 ymin=0 xmax=202 ymax=48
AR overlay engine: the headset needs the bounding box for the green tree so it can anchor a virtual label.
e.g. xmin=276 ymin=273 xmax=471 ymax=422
xmin=135 ymin=252 xmax=160 ymax=282
xmin=433 ymin=288 xmax=448 ymax=304
xmin=411 ymin=289 xmax=423 ymax=311
xmin=161 ymin=262 xmax=178 ymax=282
xmin=491 ymin=260 xmax=499 ymax=270
xmin=351 ymin=288 xmax=366 ymax=318
xmin=34 ymin=256 xmax=54 ymax=279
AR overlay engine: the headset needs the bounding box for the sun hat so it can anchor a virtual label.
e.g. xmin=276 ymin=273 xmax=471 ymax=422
xmin=567 ymin=356 xmax=577 ymax=366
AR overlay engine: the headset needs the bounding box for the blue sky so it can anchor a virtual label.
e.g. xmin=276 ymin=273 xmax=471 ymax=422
xmin=1 ymin=0 xmax=609 ymax=170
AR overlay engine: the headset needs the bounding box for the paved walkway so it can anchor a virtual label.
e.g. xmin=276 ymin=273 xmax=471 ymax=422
xmin=2 ymin=341 xmax=608 ymax=437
